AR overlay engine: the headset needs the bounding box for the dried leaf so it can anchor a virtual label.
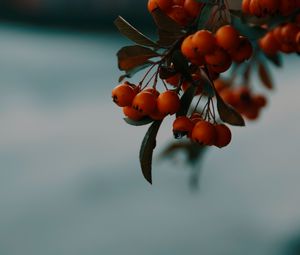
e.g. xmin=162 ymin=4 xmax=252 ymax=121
xmin=258 ymin=62 xmax=273 ymax=90
xmin=139 ymin=120 xmax=162 ymax=184
xmin=216 ymin=90 xmax=245 ymax=126
xmin=114 ymin=16 xmax=158 ymax=48
xmin=117 ymin=45 xmax=159 ymax=71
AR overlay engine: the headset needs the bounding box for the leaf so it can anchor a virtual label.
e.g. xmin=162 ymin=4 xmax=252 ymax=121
xmin=159 ymin=66 xmax=177 ymax=79
xmin=171 ymin=50 xmax=190 ymax=76
xmin=258 ymin=62 xmax=273 ymax=90
xmin=114 ymin=16 xmax=158 ymax=48
xmin=160 ymin=141 xmax=206 ymax=166
xmin=139 ymin=120 xmax=162 ymax=184
xmin=264 ymin=52 xmax=282 ymax=67
xmin=157 ymin=29 xmax=183 ymax=48
xmin=231 ymin=15 xmax=266 ymax=40
xmin=117 ymin=45 xmax=159 ymax=71
xmin=199 ymin=69 xmax=215 ymax=97
xmin=124 ymin=117 xmax=154 ymax=126
xmin=177 ymin=84 xmax=197 ymax=117
xmin=119 ymin=62 xmax=153 ymax=82
xmin=215 ymin=90 xmax=245 ymax=126
xmin=151 ymin=9 xmax=183 ymax=35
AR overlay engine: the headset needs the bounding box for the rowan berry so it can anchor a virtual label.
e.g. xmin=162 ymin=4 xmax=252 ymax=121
xmin=123 ymin=106 xmax=144 ymax=121
xmin=230 ymin=37 xmax=253 ymax=62
xmin=132 ymin=91 xmax=157 ymax=115
xmin=184 ymin=0 xmax=203 ymax=18
xmin=242 ymin=0 xmax=251 ymax=13
xmin=144 ymin=88 xmax=160 ymax=98
xmin=112 ymin=83 xmax=136 ymax=107
xmin=253 ymin=94 xmax=267 ymax=108
xmin=173 ymin=116 xmax=195 ymax=138
xmin=260 ymin=0 xmax=280 ymax=15
xmin=191 ymin=121 xmax=217 ymax=145
xmin=205 ymin=47 xmax=232 ymax=73
xmin=279 ymin=0 xmax=296 ymax=16
xmin=259 ymin=32 xmax=280 ymax=55
xmin=167 ymin=5 xmax=190 ymax=26
xmin=181 ymin=35 xmax=197 ymax=60
xmin=249 ymin=0 xmax=263 ymax=17
xmin=214 ymin=124 xmax=232 ymax=148
xmin=215 ymin=25 xmax=240 ymax=51
xmin=157 ymin=90 xmax=181 ymax=115
xmin=192 ymin=30 xmax=217 ymax=55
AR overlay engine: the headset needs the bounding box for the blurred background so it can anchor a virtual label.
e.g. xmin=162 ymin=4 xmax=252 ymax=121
xmin=0 ymin=1 xmax=300 ymax=255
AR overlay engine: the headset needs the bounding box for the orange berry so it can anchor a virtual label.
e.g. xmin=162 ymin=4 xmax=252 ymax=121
xmin=242 ymin=0 xmax=251 ymax=13
xmin=132 ymin=91 xmax=157 ymax=115
xmin=230 ymin=36 xmax=253 ymax=62
xmin=219 ymin=88 xmax=238 ymax=106
xmin=280 ymin=43 xmax=295 ymax=53
xmin=149 ymin=109 xmax=166 ymax=120
xmin=144 ymin=88 xmax=160 ymax=98
xmin=157 ymin=90 xmax=181 ymax=115
xmin=157 ymin=0 xmax=173 ymax=11
xmin=181 ymin=35 xmax=197 ymax=60
xmin=173 ymin=0 xmax=184 ymax=5
xmin=123 ymin=106 xmax=144 ymax=121
xmin=214 ymin=79 xmax=229 ymax=92
xmin=167 ymin=5 xmax=190 ymax=26
xmin=281 ymin=23 xmax=300 ymax=44
xmin=249 ymin=0 xmax=263 ymax=17
xmin=184 ymin=0 xmax=203 ymax=18
xmin=243 ymin=105 xmax=260 ymax=120
xmin=260 ymin=0 xmax=280 ymax=15
xmin=259 ymin=32 xmax=280 ymax=55
xmin=172 ymin=116 xmax=195 ymax=138
xmin=214 ymin=124 xmax=232 ymax=148
xmin=215 ymin=25 xmax=240 ymax=51
xmin=279 ymin=0 xmax=296 ymax=16
xmin=165 ymin=74 xmax=181 ymax=87
xmin=205 ymin=47 xmax=232 ymax=73
xmin=191 ymin=121 xmax=217 ymax=145
xmin=192 ymin=30 xmax=217 ymax=55
xmin=253 ymin=94 xmax=267 ymax=108
xmin=148 ymin=0 xmax=158 ymax=12
xmin=112 ymin=83 xmax=136 ymax=107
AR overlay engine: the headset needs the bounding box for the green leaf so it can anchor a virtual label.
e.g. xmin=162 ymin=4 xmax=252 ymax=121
xmin=215 ymin=90 xmax=245 ymax=126
xmin=231 ymin=15 xmax=266 ymax=40
xmin=119 ymin=62 xmax=153 ymax=82
xmin=197 ymin=3 xmax=214 ymax=30
xmin=114 ymin=16 xmax=158 ymax=48
xmin=117 ymin=45 xmax=159 ymax=71
xmin=258 ymin=62 xmax=273 ymax=90
xmin=177 ymin=84 xmax=197 ymax=117
xmin=139 ymin=120 xmax=162 ymax=184
xmin=124 ymin=117 xmax=154 ymax=126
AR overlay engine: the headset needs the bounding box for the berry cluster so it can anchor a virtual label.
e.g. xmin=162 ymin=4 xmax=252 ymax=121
xmin=242 ymin=0 xmax=300 ymax=17
xmin=216 ymin=80 xmax=267 ymax=121
xmin=259 ymin=19 xmax=300 ymax=55
xmin=112 ymin=82 xmax=181 ymax=121
xmin=173 ymin=115 xmax=232 ymax=148
xmin=181 ymin=25 xmax=253 ymax=74
xmin=147 ymin=0 xmax=204 ymax=26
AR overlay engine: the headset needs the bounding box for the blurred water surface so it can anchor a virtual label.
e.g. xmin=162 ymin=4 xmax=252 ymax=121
xmin=0 ymin=24 xmax=300 ymax=255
